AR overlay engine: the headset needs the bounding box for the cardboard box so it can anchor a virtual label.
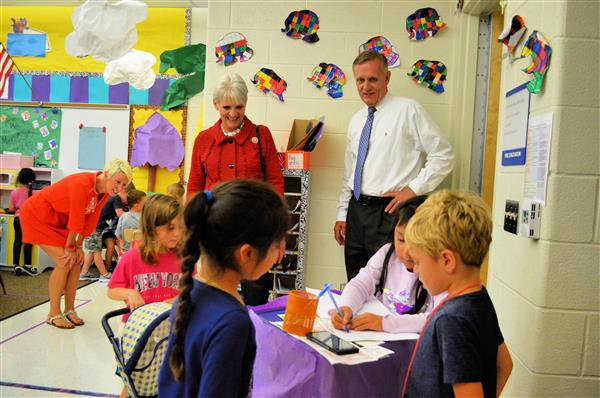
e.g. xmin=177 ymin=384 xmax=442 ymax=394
xmin=284 ymin=150 xmax=310 ymax=170
xmin=282 ymin=118 xmax=323 ymax=170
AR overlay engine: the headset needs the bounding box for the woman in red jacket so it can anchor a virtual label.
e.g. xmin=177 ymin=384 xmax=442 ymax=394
xmin=187 ymin=73 xmax=284 ymax=305
xmin=20 ymin=159 xmax=132 ymax=329
xmin=187 ymin=73 xmax=284 ymax=198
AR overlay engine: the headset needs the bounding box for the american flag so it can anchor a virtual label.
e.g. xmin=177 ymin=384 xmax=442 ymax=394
xmin=0 ymin=43 xmax=14 ymax=97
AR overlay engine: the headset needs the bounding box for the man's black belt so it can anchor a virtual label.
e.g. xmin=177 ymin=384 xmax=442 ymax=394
xmin=355 ymin=194 xmax=393 ymax=206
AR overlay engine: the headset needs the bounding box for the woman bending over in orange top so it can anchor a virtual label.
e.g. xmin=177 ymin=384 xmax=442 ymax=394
xmin=19 ymin=159 xmax=132 ymax=329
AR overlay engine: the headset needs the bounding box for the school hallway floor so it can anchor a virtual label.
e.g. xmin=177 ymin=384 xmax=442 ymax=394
xmin=1 ymin=282 xmax=124 ymax=397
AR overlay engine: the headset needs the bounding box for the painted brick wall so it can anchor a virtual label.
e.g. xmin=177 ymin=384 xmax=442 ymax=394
xmin=200 ymin=0 xmax=480 ymax=289
xmin=487 ymin=0 xmax=599 ymax=395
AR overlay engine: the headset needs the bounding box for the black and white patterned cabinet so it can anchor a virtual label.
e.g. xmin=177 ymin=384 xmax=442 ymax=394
xmin=268 ymin=169 xmax=310 ymax=298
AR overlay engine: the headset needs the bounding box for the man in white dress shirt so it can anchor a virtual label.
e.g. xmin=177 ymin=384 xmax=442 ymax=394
xmin=334 ymin=51 xmax=454 ymax=280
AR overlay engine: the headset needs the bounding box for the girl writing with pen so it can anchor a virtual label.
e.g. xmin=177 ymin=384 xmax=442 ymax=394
xmin=330 ymin=196 xmax=447 ymax=333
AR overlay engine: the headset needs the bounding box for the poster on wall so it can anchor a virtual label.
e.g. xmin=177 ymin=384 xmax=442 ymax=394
xmin=78 ymin=126 xmax=106 ymax=170
xmin=0 ymin=105 xmax=62 ymax=168
xmin=501 ymin=82 xmax=530 ymax=166
xmin=523 ymin=112 xmax=553 ymax=205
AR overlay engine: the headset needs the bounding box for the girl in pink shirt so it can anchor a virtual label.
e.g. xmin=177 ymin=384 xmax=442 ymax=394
xmin=107 ymin=194 xmax=183 ymax=317
xmin=331 ymin=195 xmax=447 ymax=333
xmin=108 ymin=194 xmax=183 ymax=398
xmin=9 ymin=168 xmax=36 ymax=275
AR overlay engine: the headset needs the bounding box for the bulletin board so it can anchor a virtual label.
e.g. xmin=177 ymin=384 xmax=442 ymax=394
xmin=0 ymin=6 xmax=187 ymax=74
xmin=128 ymin=105 xmax=187 ymax=193
xmin=0 ymin=105 xmax=62 ymax=168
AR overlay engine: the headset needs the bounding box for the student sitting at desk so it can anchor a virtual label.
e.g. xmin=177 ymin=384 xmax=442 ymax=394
xmin=330 ymin=195 xmax=446 ymax=333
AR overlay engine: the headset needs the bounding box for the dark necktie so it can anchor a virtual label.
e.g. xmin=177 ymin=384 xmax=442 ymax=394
xmin=353 ymin=106 xmax=377 ymax=199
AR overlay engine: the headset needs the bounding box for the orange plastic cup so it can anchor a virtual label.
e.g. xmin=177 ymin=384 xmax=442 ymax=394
xmin=282 ymin=290 xmax=318 ymax=336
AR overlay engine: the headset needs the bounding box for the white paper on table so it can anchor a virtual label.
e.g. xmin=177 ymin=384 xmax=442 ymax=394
xmin=327 ymin=327 xmax=418 ymax=342
xmin=306 ymin=288 xmax=419 ymax=342
xmin=307 ymin=287 xmax=391 ymax=320
xmin=270 ymin=321 xmax=391 ymax=366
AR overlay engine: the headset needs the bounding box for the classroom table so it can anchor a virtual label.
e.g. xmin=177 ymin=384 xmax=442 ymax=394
xmin=249 ymin=295 xmax=416 ymax=398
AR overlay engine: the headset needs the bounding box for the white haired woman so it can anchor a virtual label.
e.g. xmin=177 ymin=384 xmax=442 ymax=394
xmin=20 ymin=159 xmax=132 ymax=329
xmin=187 ymin=73 xmax=284 ymax=305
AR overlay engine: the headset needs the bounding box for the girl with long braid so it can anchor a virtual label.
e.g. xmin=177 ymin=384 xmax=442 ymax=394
xmin=330 ymin=195 xmax=447 ymax=333
xmin=158 ymin=179 xmax=288 ymax=398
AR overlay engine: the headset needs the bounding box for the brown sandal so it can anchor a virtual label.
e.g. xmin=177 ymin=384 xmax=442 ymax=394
xmin=46 ymin=314 xmax=74 ymax=329
xmin=63 ymin=310 xmax=85 ymax=326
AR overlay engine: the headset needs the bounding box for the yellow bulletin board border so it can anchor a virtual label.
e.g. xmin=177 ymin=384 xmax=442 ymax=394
xmin=1 ymin=7 xmax=191 ymax=75
xmin=128 ymin=105 xmax=188 ymax=184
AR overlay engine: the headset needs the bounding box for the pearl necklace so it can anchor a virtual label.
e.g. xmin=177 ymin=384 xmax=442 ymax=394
xmin=221 ymin=120 xmax=244 ymax=137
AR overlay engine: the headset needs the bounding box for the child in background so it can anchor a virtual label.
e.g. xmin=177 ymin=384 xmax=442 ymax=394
xmin=79 ymin=229 xmax=112 ymax=282
xmin=330 ymin=195 xmax=445 ymax=333
xmin=404 ymin=191 xmax=512 ymax=397
xmin=166 ymin=182 xmax=185 ymax=205
xmin=107 ymin=194 xmax=183 ymax=313
xmin=115 ymin=189 xmax=146 ymax=253
xmin=9 ymin=168 xmax=36 ymax=276
xmin=80 ymin=185 xmax=134 ymax=281
xmin=158 ymin=180 xmax=288 ymax=398
xmin=98 ymin=186 xmax=131 ymax=272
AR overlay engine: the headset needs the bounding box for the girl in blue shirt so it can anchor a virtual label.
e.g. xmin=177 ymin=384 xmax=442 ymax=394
xmin=158 ymin=179 xmax=288 ymax=398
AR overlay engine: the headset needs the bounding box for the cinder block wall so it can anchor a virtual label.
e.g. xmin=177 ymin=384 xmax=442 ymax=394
xmin=487 ymin=0 xmax=600 ymax=395
xmin=198 ymin=0 xmax=480 ymax=289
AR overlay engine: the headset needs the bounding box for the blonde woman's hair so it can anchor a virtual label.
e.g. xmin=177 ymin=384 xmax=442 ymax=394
xmin=104 ymin=158 xmax=133 ymax=182
xmin=405 ymin=191 xmax=492 ymax=267
xmin=138 ymin=194 xmax=183 ymax=264
xmin=213 ymin=73 xmax=248 ymax=105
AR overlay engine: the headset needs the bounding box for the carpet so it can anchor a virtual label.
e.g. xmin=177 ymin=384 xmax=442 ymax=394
xmin=0 ymin=269 xmax=97 ymax=321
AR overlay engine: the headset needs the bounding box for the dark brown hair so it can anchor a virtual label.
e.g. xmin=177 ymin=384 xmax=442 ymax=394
xmin=168 ymin=179 xmax=289 ymax=380
xmin=376 ymin=195 xmax=429 ymax=315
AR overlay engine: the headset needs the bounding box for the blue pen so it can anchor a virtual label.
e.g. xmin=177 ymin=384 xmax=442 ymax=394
xmin=328 ymin=290 xmax=350 ymax=333
xmin=315 ymin=282 xmax=332 ymax=300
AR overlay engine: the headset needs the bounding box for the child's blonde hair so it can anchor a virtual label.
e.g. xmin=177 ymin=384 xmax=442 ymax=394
xmin=405 ymin=190 xmax=492 ymax=267
xmin=138 ymin=194 xmax=183 ymax=264
xmin=166 ymin=182 xmax=185 ymax=200
xmin=104 ymin=158 xmax=133 ymax=182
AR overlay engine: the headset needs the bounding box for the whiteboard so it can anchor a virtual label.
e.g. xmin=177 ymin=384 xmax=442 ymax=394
xmin=59 ymin=107 xmax=130 ymax=173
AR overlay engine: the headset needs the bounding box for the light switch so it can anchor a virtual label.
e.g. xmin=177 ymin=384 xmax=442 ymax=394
xmin=504 ymin=200 xmax=519 ymax=234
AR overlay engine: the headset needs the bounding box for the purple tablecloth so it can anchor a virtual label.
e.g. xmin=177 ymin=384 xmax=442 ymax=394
xmin=249 ymin=296 xmax=415 ymax=398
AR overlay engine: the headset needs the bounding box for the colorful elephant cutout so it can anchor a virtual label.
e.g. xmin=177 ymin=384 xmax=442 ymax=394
xmin=307 ymin=63 xmax=346 ymax=99
xmin=215 ymin=32 xmax=254 ymax=67
xmin=521 ymin=30 xmax=552 ymax=94
xmin=281 ymin=10 xmax=319 ymax=43
xmin=251 ymin=68 xmax=288 ymax=102
xmin=407 ymin=60 xmax=447 ymax=93
xmin=406 ymin=8 xmax=446 ymax=41
xmin=359 ymin=36 xmax=400 ymax=68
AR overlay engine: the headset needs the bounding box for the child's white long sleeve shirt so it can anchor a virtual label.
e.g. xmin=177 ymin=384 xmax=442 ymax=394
xmin=338 ymin=243 xmax=447 ymax=333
